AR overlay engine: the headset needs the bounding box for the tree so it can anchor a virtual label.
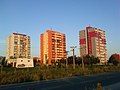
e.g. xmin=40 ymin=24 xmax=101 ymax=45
xmin=89 ymin=55 xmax=95 ymax=66
xmin=33 ymin=57 xmax=40 ymax=66
xmin=0 ymin=57 xmax=7 ymax=66
xmin=108 ymin=54 xmax=119 ymax=66
xmin=84 ymin=55 xmax=90 ymax=65
xmin=68 ymin=56 xmax=74 ymax=64
xmin=67 ymin=56 xmax=81 ymax=65
xmin=94 ymin=57 xmax=100 ymax=64
xmin=83 ymin=55 xmax=100 ymax=66
xmin=76 ymin=57 xmax=82 ymax=65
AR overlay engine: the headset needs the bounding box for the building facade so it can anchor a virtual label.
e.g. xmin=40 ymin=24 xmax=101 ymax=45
xmin=79 ymin=26 xmax=107 ymax=64
xmin=6 ymin=33 xmax=31 ymax=66
xmin=40 ymin=29 xmax=66 ymax=65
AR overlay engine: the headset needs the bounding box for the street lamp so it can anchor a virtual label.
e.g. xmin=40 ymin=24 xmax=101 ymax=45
xmin=80 ymin=47 xmax=85 ymax=75
xmin=70 ymin=46 xmax=77 ymax=69
xmin=81 ymin=55 xmax=85 ymax=71
xmin=66 ymin=51 xmax=69 ymax=69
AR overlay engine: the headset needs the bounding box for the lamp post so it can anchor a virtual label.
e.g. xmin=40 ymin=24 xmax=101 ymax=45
xmin=66 ymin=51 xmax=69 ymax=69
xmin=80 ymin=47 xmax=85 ymax=75
xmin=70 ymin=46 xmax=77 ymax=69
xmin=81 ymin=56 xmax=85 ymax=71
xmin=1 ymin=57 xmax=4 ymax=74
xmin=1 ymin=65 xmax=3 ymax=74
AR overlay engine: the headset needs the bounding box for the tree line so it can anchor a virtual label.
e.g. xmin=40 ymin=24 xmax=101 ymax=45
xmin=1 ymin=54 xmax=120 ymax=67
xmin=54 ymin=55 xmax=100 ymax=67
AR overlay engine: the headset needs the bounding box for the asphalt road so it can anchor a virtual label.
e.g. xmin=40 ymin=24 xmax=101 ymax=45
xmin=0 ymin=72 xmax=120 ymax=90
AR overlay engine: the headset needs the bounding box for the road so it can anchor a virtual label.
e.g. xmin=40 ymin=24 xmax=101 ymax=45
xmin=0 ymin=72 xmax=120 ymax=90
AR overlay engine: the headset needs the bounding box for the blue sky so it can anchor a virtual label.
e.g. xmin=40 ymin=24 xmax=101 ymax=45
xmin=0 ymin=0 xmax=120 ymax=58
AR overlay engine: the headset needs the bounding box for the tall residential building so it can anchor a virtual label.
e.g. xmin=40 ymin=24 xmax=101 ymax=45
xmin=6 ymin=33 xmax=31 ymax=60
xmin=79 ymin=26 xmax=107 ymax=64
xmin=40 ymin=29 xmax=66 ymax=65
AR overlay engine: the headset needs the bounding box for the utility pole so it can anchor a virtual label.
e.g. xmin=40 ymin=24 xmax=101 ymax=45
xmin=80 ymin=47 xmax=85 ymax=75
xmin=1 ymin=65 xmax=3 ymax=74
xmin=81 ymin=56 xmax=85 ymax=72
xmin=66 ymin=51 xmax=69 ymax=69
xmin=70 ymin=46 xmax=77 ymax=69
xmin=1 ymin=57 xmax=4 ymax=74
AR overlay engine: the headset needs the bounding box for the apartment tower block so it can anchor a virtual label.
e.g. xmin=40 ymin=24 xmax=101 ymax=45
xmin=6 ymin=33 xmax=31 ymax=60
xmin=79 ymin=26 xmax=107 ymax=64
xmin=40 ymin=30 xmax=66 ymax=65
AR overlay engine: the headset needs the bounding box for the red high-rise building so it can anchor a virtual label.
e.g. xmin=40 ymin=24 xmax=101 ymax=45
xmin=79 ymin=26 xmax=107 ymax=64
xmin=112 ymin=53 xmax=120 ymax=61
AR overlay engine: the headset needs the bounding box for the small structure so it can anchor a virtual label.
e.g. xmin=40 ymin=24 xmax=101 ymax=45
xmin=16 ymin=58 xmax=34 ymax=68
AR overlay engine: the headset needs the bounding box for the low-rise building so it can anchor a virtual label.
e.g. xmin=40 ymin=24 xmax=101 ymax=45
xmin=16 ymin=58 xmax=34 ymax=68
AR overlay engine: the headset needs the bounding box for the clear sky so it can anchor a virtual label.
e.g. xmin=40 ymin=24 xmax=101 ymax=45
xmin=0 ymin=0 xmax=120 ymax=58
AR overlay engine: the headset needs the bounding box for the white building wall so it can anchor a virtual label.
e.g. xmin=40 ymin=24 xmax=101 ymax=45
xmin=6 ymin=33 xmax=31 ymax=60
xmin=16 ymin=58 xmax=34 ymax=68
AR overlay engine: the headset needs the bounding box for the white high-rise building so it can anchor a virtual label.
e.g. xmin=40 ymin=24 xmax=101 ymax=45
xmin=6 ymin=33 xmax=31 ymax=67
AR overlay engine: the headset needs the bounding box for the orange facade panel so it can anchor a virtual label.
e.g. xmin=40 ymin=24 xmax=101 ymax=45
xmin=40 ymin=34 xmax=43 ymax=64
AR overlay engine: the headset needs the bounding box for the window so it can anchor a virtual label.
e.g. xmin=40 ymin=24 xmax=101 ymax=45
xmin=52 ymin=39 xmax=55 ymax=42
xmin=21 ymin=60 xmax=23 ymax=62
xmin=20 ymin=40 xmax=23 ymax=44
xmin=14 ymin=41 xmax=17 ymax=44
xmin=28 ymin=60 xmax=30 ymax=62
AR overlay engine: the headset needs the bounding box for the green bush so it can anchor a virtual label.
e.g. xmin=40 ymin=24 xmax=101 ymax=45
xmin=0 ymin=65 xmax=120 ymax=85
